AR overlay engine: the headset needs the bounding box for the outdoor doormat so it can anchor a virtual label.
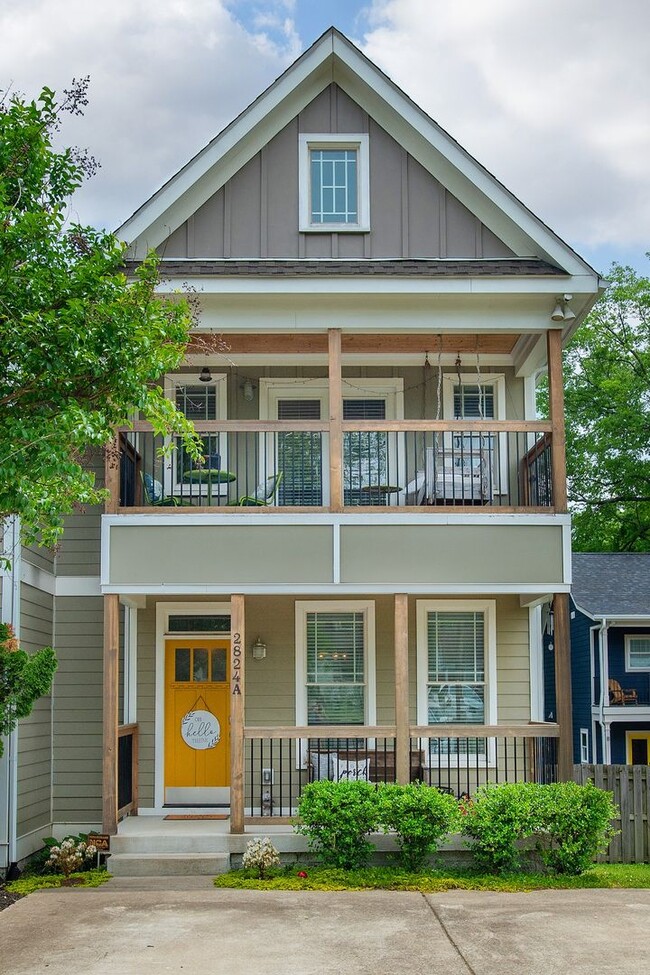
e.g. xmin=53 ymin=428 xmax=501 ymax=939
xmin=164 ymin=814 xmax=229 ymax=821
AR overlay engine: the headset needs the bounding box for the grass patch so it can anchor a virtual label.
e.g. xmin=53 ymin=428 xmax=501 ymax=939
xmin=214 ymin=863 xmax=650 ymax=893
xmin=6 ymin=868 xmax=111 ymax=895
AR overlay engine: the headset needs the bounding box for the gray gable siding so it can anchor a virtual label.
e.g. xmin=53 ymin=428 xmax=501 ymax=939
xmin=159 ymin=84 xmax=514 ymax=262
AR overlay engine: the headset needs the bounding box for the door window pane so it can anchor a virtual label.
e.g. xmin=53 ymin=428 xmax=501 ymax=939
xmin=175 ymin=648 xmax=191 ymax=682
xmin=211 ymin=648 xmax=227 ymax=682
xmin=193 ymin=648 xmax=209 ymax=682
xmin=427 ymin=611 xmax=485 ymax=725
xmin=277 ymin=399 xmax=323 ymax=505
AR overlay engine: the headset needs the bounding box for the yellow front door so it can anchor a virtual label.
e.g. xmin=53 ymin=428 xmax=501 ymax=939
xmin=164 ymin=639 xmax=230 ymax=804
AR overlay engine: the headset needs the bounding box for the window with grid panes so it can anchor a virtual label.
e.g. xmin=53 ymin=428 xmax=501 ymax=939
xmin=626 ymin=635 xmax=650 ymax=670
xmin=310 ymin=149 xmax=358 ymax=224
xmin=306 ymin=612 xmax=365 ymax=726
xmin=175 ymin=382 xmax=222 ymax=480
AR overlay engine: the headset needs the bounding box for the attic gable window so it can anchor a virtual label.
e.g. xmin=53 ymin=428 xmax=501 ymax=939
xmin=299 ymin=134 xmax=370 ymax=232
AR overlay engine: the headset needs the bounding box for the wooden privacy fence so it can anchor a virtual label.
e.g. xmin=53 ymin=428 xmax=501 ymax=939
xmin=574 ymin=764 xmax=649 ymax=863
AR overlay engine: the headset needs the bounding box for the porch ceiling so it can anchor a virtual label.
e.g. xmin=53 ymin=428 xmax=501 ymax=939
xmin=188 ymin=331 xmax=520 ymax=356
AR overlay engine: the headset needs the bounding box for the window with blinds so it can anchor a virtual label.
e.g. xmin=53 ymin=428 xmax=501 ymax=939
xmin=277 ymin=399 xmax=323 ymax=505
xmin=306 ymin=611 xmax=365 ymax=725
xmin=426 ymin=611 xmax=485 ymax=725
xmin=343 ymin=399 xmax=387 ymax=504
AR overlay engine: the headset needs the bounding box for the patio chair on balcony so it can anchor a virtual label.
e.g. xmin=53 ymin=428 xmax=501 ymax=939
xmin=227 ymin=472 xmax=283 ymax=507
xmin=424 ymin=446 xmax=491 ymax=504
xmin=141 ymin=472 xmax=193 ymax=507
xmin=608 ymin=679 xmax=638 ymax=705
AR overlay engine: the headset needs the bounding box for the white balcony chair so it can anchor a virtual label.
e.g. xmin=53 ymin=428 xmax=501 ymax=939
xmin=425 ymin=446 xmax=491 ymax=504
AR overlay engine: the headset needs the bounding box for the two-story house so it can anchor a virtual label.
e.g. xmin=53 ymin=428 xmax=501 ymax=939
xmin=1 ymin=28 xmax=602 ymax=875
xmin=544 ymin=554 xmax=650 ymax=766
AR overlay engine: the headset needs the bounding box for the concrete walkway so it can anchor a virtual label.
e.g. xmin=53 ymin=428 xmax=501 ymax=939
xmin=1 ymin=884 xmax=649 ymax=975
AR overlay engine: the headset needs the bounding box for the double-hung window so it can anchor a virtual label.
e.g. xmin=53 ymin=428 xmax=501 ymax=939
xmin=299 ymin=134 xmax=370 ymax=231
xmin=417 ymin=600 xmax=496 ymax=762
xmin=164 ymin=373 xmax=228 ymax=497
xmin=296 ymin=600 xmax=376 ymax=728
xmin=626 ymin=635 xmax=650 ymax=670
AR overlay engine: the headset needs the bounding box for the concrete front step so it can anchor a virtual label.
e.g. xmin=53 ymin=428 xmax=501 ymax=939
xmin=108 ymin=853 xmax=231 ymax=877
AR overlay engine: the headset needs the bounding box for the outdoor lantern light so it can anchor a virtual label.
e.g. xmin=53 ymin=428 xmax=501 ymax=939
xmin=199 ymin=366 xmax=213 ymax=383
xmin=251 ymin=636 xmax=267 ymax=660
xmin=242 ymin=378 xmax=256 ymax=401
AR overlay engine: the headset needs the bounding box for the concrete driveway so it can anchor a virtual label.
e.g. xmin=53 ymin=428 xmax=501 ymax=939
xmin=1 ymin=883 xmax=649 ymax=975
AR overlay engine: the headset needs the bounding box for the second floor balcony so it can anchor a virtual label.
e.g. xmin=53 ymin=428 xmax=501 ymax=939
xmin=116 ymin=419 xmax=554 ymax=513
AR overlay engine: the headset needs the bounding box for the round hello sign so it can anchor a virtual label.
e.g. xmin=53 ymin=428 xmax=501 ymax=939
xmin=180 ymin=709 xmax=221 ymax=750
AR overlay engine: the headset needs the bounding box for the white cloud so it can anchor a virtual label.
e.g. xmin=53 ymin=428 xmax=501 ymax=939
xmin=0 ymin=0 xmax=297 ymax=230
xmin=361 ymin=0 xmax=650 ymax=252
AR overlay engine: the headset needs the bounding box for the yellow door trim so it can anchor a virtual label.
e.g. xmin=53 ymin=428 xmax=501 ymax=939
xmin=625 ymin=731 xmax=650 ymax=765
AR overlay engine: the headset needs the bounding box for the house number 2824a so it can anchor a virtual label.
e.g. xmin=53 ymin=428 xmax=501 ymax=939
xmin=232 ymin=632 xmax=242 ymax=695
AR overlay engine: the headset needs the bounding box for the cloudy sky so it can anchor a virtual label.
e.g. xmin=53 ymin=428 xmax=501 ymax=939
xmin=1 ymin=0 xmax=648 ymax=274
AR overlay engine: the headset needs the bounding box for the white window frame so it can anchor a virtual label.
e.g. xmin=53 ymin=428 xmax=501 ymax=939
xmin=295 ymin=599 xmax=377 ymax=733
xmin=625 ymin=634 xmax=650 ymax=671
xmin=442 ymin=373 xmax=507 ymax=493
xmin=416 ymin=599 xmax=497 ymax=767
xmin=579 ymin=728 xmax=590 ymax=764
xmin=163 ymin=372 xmax=228 ymax=499
xmin=259 ymin=378 xmax=404 ymax=506
xmin=299 ymin=133 xmax=370 ymax=232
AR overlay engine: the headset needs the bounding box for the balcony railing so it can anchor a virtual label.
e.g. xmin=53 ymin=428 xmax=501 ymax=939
xmin=242 ymin=723 xmax=559 ymax=819
xmin=114 ymin=420 xmax=554 ymax=512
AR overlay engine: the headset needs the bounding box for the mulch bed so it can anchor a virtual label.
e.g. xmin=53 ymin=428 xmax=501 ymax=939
xmin=0 ymin=884 xmax=22 ymax=912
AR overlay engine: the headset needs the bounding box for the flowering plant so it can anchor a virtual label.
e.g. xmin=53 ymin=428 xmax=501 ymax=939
xmin=241 ymin=837 xmax=280 ymax=879
xmin=47 ymin=838 xmax=97 ymax=877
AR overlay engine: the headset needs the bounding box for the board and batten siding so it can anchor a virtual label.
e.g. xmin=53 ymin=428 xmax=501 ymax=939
xmin=16 ymin=584 xmax=53 ymax=841
xmin=159 ymin=84 xmax=514 ymax=262
xmin=51 ymin=596 xmax=104 ymax=826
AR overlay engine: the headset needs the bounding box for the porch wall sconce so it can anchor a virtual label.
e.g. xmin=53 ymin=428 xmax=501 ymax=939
xmin=241 ymin=378 xmax=256 ymax=402
xmin=550 ymin=294 xmax=576 ymax=323
xmin=251 ymin=636 xmax=267 ymax=660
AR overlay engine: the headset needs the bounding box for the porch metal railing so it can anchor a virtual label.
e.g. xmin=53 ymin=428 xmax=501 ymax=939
xmin=117 ymin=723 xmax=138 ymax=819
xmin=242 ymin=723 xmax=559 ymax=819
xmin=115 ymin=421 xmax=553 ymax=511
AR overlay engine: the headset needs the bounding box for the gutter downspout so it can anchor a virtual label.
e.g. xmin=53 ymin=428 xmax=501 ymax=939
xmin=1 ymin=517 xmax=21 ymax=876
xmin=597 ymin=618 xmax=610 ymax=763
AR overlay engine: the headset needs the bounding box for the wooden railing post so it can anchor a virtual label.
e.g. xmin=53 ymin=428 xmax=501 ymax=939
xmin=394 ymin=594 xmax=410 ymax=784
xmin=102 ymin=594 xmax=119 ymax=833
xmin=553 ymin=592 xmax=573 ymax=780
xmin=547 ymin=328 xmax=568 ymax=512
xmin=328 ymin=328 xmax=343 ymax=512
xmin=230 ymin=594 xmax=245 ymax=833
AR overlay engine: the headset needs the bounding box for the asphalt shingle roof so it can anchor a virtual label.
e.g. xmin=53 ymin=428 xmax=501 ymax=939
xmin=572 ymin=553 xmax=650 ymax=618
xmin=127 ymin=258 xmax=567 ymax=278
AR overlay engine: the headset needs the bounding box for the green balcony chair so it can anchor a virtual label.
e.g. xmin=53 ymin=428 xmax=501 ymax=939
xmin=141 ymin=472 xmax=194 ymax=507
xmin=227 ymin=472 xmax=283 ymax=507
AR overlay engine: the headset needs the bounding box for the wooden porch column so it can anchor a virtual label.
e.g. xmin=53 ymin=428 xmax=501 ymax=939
xmin=394 ymin=594 xmax=410 ymax=784
xmin=230 ymin=594 xmax=245 ymax=833
xmin=102 ymin=594 xmax=120 ymax=834
xmin=553 ymin=592 xmax=573 ymax=781
xmin=547 ymin=329 xmax=568 ymax=512
xmin=328 ymin=328 xmax=343 ymax=512
xmin=104 ymin=435 xmax=120 ymax=514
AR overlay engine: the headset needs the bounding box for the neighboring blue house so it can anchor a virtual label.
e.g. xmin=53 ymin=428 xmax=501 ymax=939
xmin=545 ymin=554 xmax=650 ymax=765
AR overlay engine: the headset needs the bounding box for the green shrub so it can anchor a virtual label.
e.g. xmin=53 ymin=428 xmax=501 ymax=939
xmin=377 ymin=783 xmax=461 ymax=871
xmin=463 ymin=781 xmax=619 ymax=876
xmin=534 ymin=781 xmax=618 ymax=875
xmin=462 ymin=783 xmax=540 ymax=873
xmin=296 ymin=780 xmax=379 ymax=869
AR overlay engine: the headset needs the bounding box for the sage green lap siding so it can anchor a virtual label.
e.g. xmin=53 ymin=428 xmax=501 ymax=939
xmin=340 ymin=525 xmax=564 ymax=585
xmin=17 ymin=584 xmax=54 ymax=838
xmin=55 ymin=449 xmax=103 ymax=576
xmin=51 ymin=596 xmax=104 ymax=822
